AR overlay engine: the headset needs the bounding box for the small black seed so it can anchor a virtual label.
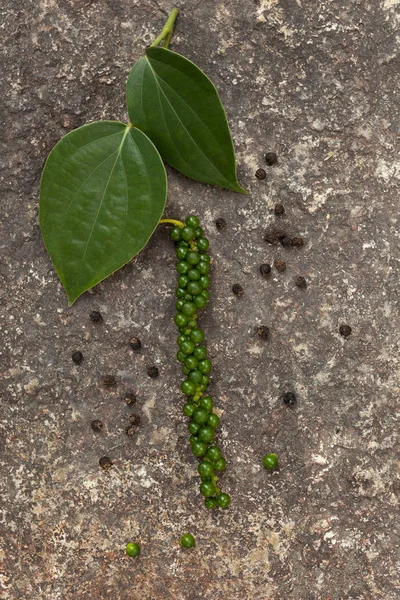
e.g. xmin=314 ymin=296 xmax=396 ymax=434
xmin=72 ymin=351 xmax=84 ymax=365
xmin=129 ymin=414 xmax=141 ymax=426
xmin=147 ymin=366 xmax=159 ymax=378
xmin=339 ymin=324 xmax=352 ymax=338
xmin=274 ymin=203 xmax=285 ymax=216
xmin=295 ymin=276 xmax=307 ymax=288
xmin=256 ymin=326 xmax=269 ymax=340
xmin=275 ymin=230 xmax=286 ymax=240
xmin=129 ymin=337 xmax=142 ymax=351
xmin=260 ymin=263 xmax=272 ymax=277
xmin=274 ymin=259 xmax=287 ymax=272
xmin=264 ymin=232 xmax=278 ymax=244
xmin=255 ymin=168 xmax=266 ymax=180
xmin=280 ymin=235 xmax=292 ymax=247
xmin=89 ymin=310 xmax=103 ymax=323
xmin=91 ymin=419 xmax=103 ymax=432
xmin=282 ymin=392 xmax=297 ymax=406
xmin=291 ymin=236 xmax=304 ymax=247
xmin=99 ymin=456 xmax=112 ymax=470
xmin=103 ymin=375 xmax=117 ymax=386
xmin=232 ymin=284 xmax=244 ymax=296
xmin=125 ymin=426 xmax=137 ymax=437
xmin=215 ymin=217 xmax=227 ymax=231
xmin=124 ymin=392 xmax=137 ymax=406
xmin=265 ymin=152 xmax=278 ymax=166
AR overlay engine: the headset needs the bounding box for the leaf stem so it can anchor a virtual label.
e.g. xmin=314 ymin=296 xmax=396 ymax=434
xmin=150 ymin=8 xmax=179 ymax=49
xmin=159 ymin=218 xmax=184 ymax=228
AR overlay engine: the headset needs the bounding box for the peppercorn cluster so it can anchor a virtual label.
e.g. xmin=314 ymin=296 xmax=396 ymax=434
xmin=170 ymin=215 xmax=230 ymax=510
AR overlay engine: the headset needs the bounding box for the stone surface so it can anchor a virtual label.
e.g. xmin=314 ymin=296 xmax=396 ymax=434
xmin=1 ymin=1 xmax=399 ymax=599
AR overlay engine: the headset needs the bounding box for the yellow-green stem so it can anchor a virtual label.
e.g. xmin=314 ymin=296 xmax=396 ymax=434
xmin=159 ymin=218 xmax=184 ymax=228
xmin=150 ymin=8 xmax=179 ymax=49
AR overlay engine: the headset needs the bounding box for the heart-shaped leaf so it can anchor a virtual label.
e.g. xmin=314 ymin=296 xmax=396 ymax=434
xmin=39 ymin=121 xmax=167 ymax=306
xmin=126 ymin=47 xmax=245 ymax=193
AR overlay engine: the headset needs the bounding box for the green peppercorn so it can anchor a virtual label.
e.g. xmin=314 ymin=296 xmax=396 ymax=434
xmin=195 ymin=226 xmax=204 ymax=238
xmin=176 ymin=246 xmax=187 ymax=260
xmin=181 ymin=301 xmax=196 ymax=317
xmin=177 ymin=261 xmax=190 ymax=275
xmin=199 ymin=396 xmax=213 ymax=411
xmin=184 ymin=355 xmax=198 ymax=370
xmin=176 ymin=287 xmax=186 ymax=298
xmin=180 ymin=340 xmax=195 ymax=355
xmin=181 ymin=380 xmax=197 ymax=396
xmin=263 ymin=453 xmax=278 ymax=470
xmin=194 ymin=294 xmax=207 ymax=309
xmin=177 ymin=275 xmax=189 ymax=288
xmin=187 ymin=370 xmax=201 ymax=384
xmin=188 ymin=421 xmax=200 ymax=434
xmin=187 ymin=319 xmax=197 ymax=329
xmin=170 ymin=227 xmax=182 ymax=241
xmin=180 ymin=533 xmax=196 ymax=548
xmin=191 ymin=440 xmax=207 ymax=456
xmin=190 ymin=328 xmax=204 ymax=344
xmin=192 ymin=408 xmax=209 ymax=424
xmin=126 ymin=542 xmax=141 ymax=557
xmin=185 ymin=215 xmax=200 ymax=229
xmin=198 ymin=262 xmax=210 ymax=275
xmin=199 ymin=275 xmax=211 ymax=289
xmin=199 ymin=426 xmax=214 ymax=443
xmin=183 ymin=403 xmax=196 ymax=417
xmin=198 ymin=359 xmax=212 ymax=374
xmin=207 ymin=413 xmax=220 ymax=428
xmin=214 ymin=457 xmax=226 ymax=471
xmin=200 ymin=481 xmax=216 ymax=497
xmin=187 ymin=281 xmax=202 ymax=296
xmin=197 ymin=237 xmax=209 ymax=252
xmin=201 ymin=375 xmax=210 ymax=386
xmin=201 ymin=289 xmax=209 ymax=300
xmin=174 ymin=313 xmax=188 ymax=328
xmin=216 ymin=493 xmax=230 ymax=508
xmin=193 ymin=346 xmax=207 ymax=360
xmin=205 ymin=497 xmax=218 ymax=509
xmin=206 ymin=445 xmax=222 ymax=462
xmin=186 ymin=251 xmax=200 ymax=265
xmin=181 ymin=226 xmax=195 ymax=241
xmin=182 ymin=365 xmax=191 ymax=375
xmin=198 ymin=461 xmax=214 ymax=478
xmin=176 ymin=351 xmax=185 ymax=363
xmin=188 ymin=268 xmax=201 ymax=281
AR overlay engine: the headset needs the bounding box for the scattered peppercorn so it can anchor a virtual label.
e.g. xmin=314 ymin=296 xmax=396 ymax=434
xmin=274 ymin=259 xmax=287 ymax=272
xmin=274 ymin=203 xmax=285 ymax=216
xmin=129 ymin=414 xmax=141 ymax=426
xmin=264 ymin=229 xmax=286 ymax=244
xmin=232 ymin=283 xmax=244 ymax=296
xmin=295 ymin=276 xmax=307 ymax=288
xmin=91 ymin=419 xmax=103 ymax=432
xmin=280 ymin=235 xmax=292 ymax=247
xmin=255 ymin=168 xmax=266 ymax=180
xmin=263 ymin=453 xmax=278 ymax=470
xmin=72 ymin=351 xmax=83 ymax=365
xmin=126 ymin=542 xmax=140 ymax=557
xmin=89 ymin=310 xmax=103 ymax=323
xmin=259 ymin=263 xmax=271 ymax=277
xmin=103 ymin=375 xmax=117 ymax=386
xmin=147 ymin=366 xmax=159 ymax=378
xmin=180 ymin=534 xmax=196 ymax=548
xmin=129 ymin=337 xmax=142 ymax=351
xmin=265 ymin=152 xmax=278 ymax=166
xmin=124 ymin=392 xmax=137 ymax=406
xmin=282 ymin=392 xmax=297 ymax=406
xmin=256 ymin=326 xmax=269 ymax=340
xmin=291 ymin=236 xmax=304 ymax=247
xmin=99 ymin=456 xmax=113 ymax=470
xmin=339 ymin=324 xmax=352 ymax=338
xmin=215 ymin=217 xmax=227 ymax=231
xmin=125 ymin=425 xmax=136 ymax=436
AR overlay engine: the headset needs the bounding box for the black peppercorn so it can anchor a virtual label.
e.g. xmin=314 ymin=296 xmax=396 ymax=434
xmin=129 ymin=337 xmax=142 ymax=351
xmin=256 ymin=326 xmax=269 ymax=340
xmin=125 ymin=426 xmax=136 ymax=437
xmin=291 ymin=237 xmax=304 ymax=247
xmin=215 ymin=217 xmax=227 ymax=231
xmin=274 ymin=259 xmax=287 ymax=272
xmin=147 ymin=366 xmax=159 ymax=378
xmin=232 ymin=283 xmax=244 ymax=296
xmin=129 ymin=414 xmax=141 ymax=426
xmin=274 ymin=203 xmax=285 ymax=216
xmin=72 ymin=351 xmax=84 ymax=365
xmin=99 ymin=456 xmax=113 ymax=470
xmin=103 ymin=375 xmax=117 ymax=386
xmin=89 ymin=310 xmax=103 ymax=323
xmin=265 ymin=152 xmax=278 ymax=166
xmin=260 ymin=263 xmax=272 ymax=277
xmin=282 ymin=392 xmax=297 ymax=406
xmin=255 ymin=168 xmax=266 ymax=180
xmin=339 ymin=324 xmax=352 ymax=338
xmin=295 ymin=276 xmax=307 ymax=288
xmin=124 ymin=392 xmax=137 ymax=406
xmin=91 ymin=419 xmax=103 ymax=432
xmin=280 ymin=235 xmax=292 ymax=247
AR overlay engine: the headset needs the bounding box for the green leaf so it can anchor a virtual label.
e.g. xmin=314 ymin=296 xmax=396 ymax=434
xmin=39 ymin=121 xmax=167 ymax=306
xmin=126 ymin=47 xmax=246 ymax=193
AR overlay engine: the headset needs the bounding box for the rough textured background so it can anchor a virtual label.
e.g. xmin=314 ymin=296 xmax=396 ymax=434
xmin=1 ymin=1 xmax=399 ymax=599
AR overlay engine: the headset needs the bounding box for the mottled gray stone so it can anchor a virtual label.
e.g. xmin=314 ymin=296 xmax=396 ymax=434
xmin=1 ymin=1 xmax=399 ymax=599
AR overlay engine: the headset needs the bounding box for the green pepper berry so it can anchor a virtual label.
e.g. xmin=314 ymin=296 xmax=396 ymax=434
xmin=198 ymin=359 xmax=212 ymax=374
xmin=197 ymin=237 xmax=209 ymax=252
xmin=192 ymin=408 xmax=209 ymax=424
xmin=177 ymin=261 xmax=190 ymax=274
xmin=176 ymin=246 xmax=188 ymax=260
xmin=183 ymin=403 xmax=196 ymax=417
xmin=191 ymin=440 xmax=207 ymax=456
xmin=182 ymin=365 xmax=191 ymax=375
xmin=199 ymin=396 xmax=213 ymax=411
xmin=193 ymin=346 xmax=207 ymax=360
xmin=176 ymin=351 xmax=186 ymax=363
xmin=177 ymin=275 xmax=189 ymax=288
xmin=194 ymin=294 xmax=207 ymax=309
xmin=184 ymin=355 xmax=198 ymax=370
xmin=187 ymin=319 xmax=197 ymax=329
xmin=181 ymin=380 xmax=197 ymax=396
xmin=186 ymin=251 xmax=200 ymax=265
xmin=181 ymin=301 xmax=196 ymax=317
xmin=200 ymin=481 xmax=216 ymax=497
xmin=170 ymin=227 xmax=182 ymax=241
xmin=188 ymin=370 xmax=203 ymax=384
xmin=199 ymin=426 xmax=214 ymax=443
xmin=201 ymin=375 xmax=210 ymax=386
xmin=214 ymin=457 xmax=226 ymax=471
xmin=174 ymin=313 xmax=188 ymax=328
xmin=198 ymin=461 xmax=214 ymax=478
xmin=194 ymin=226 xmax=204 ymax=238
xmin=176 ymin=287 xmax=186 ymax=298
xmin=199 ymin=275 xmax=211 ymax=289
xmin=126 ymin=542 xmax=141 ymax=557
xmin=190 ymin=328 xmax=204 ymax=344
xmin=263 ymin=453 xmax=278 ymax=470
xmin=185 ymin=215 xmax=200 ymax=229
xmin=175 ymin=300 xmax=185 ymax=312
xmin=207 ymin=413 xmax=220 ymax=428
xmin=189 ymin=434 xmax=199 ymax=444
xmin=205 ymin=497 xmax=218 ymax=509
xmin=187 ymin=281 xmax=202 ymax=296
xmin=180 ymin=340 xmax=195 ymax=355
xmin=180 ymin=533 xmax=196 ymax=548
xmin=216 ymin=493 xmax=230 ymax=509
xmin=206 ymin=445 xmax=222 ymax=462
xmin=181 ymin=226 xmax=196 ymax=241
xmin=187 ymin=268 xmax=200 ymax=281
xmin=188 ymin=421 xmax=200 ymax=434
xmin=197 ymin=262 xmax=210 ymax=275
xmin=201 ymin=289 xmax=209 ymax=300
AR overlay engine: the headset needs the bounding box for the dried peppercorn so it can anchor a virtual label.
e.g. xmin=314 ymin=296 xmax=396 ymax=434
xmin=232 ymin=283 xmax=244 ymax=296
xmin=99 ymin=456 xmax=113 ymax=470
xmin=274 ymin=203 xmax=285 ymax=216
xmin=295 ymin=276 xmax=307 ymax=288
xmin=339 ymin=324 xmax=352 ymax=338
xmin=282 ymin=392 xmax=297 ymax=406
xmin=274 ymin=259 xmax=287 ymax=272
xmin=72 ymin=351 xmax=83 ymax=364
xmin=255 ymin=168 xmax=266 ymax=180
xmin=265 ymin=152 xmax=278 ymax=165
xmin=89 ymin=310 xmax=103 ymax=323
xmin=129 ymin=337 xmax=142 ymax=351
xmin=256 ymin=326 xmax=269 ymax=340
xmin=291 ymin=236 xmax=304 ymax=247
xmin=103 ymin=375 xmax=117 ymax=386
xmin=91 ymin=419 xmax=103 ymax=432
xmin=147 ymin=366 xmax=159 ymax=378
xmin=260 ymin=263 xmax=271 ymax=276
xmin=124 ymin=392 xmax=137 ymax=406
xmin=215 ymin=217 xmax=227 ymax=231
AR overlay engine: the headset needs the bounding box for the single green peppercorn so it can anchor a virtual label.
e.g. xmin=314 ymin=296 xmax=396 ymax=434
xmin=176 ymin=246 xmax=188 ymax=260
xmin=198 ymin=461 xmax=214 ymax=478
xmin=197 ymin=262 xmax=210 ymax=275
xmin=188 ymin=268 xmax=201 ymax=281
xmin=177 ymin=261 xmax=190 ymax=275
xmin=191 ymin=440 xmax=207 ymax=456
xmin=176 ymin=351 xmax=186 ymax=363
xmin=176 ymin=287 xmax=186 ymax=298
xmin=216 ymin=493 xmax=230 ymax=509
xmin=187 ymin=319 xmax=197 ymax=329
xmin=178 ymin=240 xmax=189 ymax=248
xmin=201 ymin=375 xmax=210 ymax=386
xmin=214 ymin=457 xmax=226 ymax=471
xmin=199 ymin=275 xmax=211 ymax=289
xmin=180 ymin=533 xmax=196 ymax=548
xmin=206 ymin=446 xmax=222 ymax=462
xmin=175 ymin=300 xmax=185 ymax=312
xmin=126 ymin=542 xmax=141 ymax=557
xmin=181 ymin=380 xmax=197 ymax=396
xmin=200 ymin=396 xmax=214 ymax=411
xmin=190 ymin=328 xmax=204 ymax=344
xmin=189 ymin=434 xmax=199 ymax=444
xmin=263 ymin=453 xmax=279 ymax=470
xmin=193 ymin=408 xmax=209 ymax=424
xmin=177 ymin=275 xmax=189 ymax=288
xmin=174 ymin=313 xmax=188 ymax=328
xmin=194 ymin=294 xmax=207 ymax=309
xmin=184 ymin=294 xmax=193 ymax=302
xmin=201 ymin=289 xmax=209 ymax=300
xmin=205 ymin=497 xmax=218 ymax=509
xmin=207 ymin=413 xmax=220 ymax=428
xmin=184 ymin=355 xmax=198 ymax=370
xmin=170 ymin=227 xmax=182 ymax=241
xmin=194 ymin=226 xmax=204 ymax=238
xmin=185 ymin=215 xmax=200 ymax=229
xmin=188 ymin=421 xmax=200 ymax=434
xmin=181 ymin=226 xmax=196 ymax=241
xmin=188 ymin=370 xmax=203 ymax=384
xmin=180 ymin=340 xmax=195 ymax=355
xmin=177 ymin=334 xmax=189 ymax=345
xmin=193 ymin=346 xmax=207 ymax=360
xmin=181 ymin=302 xmax=196 ymax=317
xmin=199 ymin=426 xmax=215 ymax=443
xmin=187 ymin=281 xmax=202 ymax=296
xmin=200 ymin=481 xmax=216 ymax=497
xmin=182 ymin=365 xmax=191 ymax=375
xmin=198 ymin=359 xmax=212 ymax=374
xmin=183 ymin=403 xmax=196 ymax=417
xmin=197 ymin=237 xmax=209 ymax=252
xmin=186 ymin=251 xmax=200 ymax=265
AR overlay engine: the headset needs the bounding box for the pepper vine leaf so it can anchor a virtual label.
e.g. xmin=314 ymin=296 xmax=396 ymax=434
xmin=39 ymin=121 xmax=167 ymax=306
xmin=126 ymin=47 xmax=246 ymax=193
